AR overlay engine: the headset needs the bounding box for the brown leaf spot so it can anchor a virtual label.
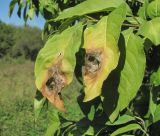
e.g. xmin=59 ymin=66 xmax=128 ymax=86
xmin=41 ymin=59 xmax=67 ymax=112
xmin=84 ymin=49 xmax=103 ymax=77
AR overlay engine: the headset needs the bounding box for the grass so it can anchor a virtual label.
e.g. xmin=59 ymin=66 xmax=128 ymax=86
xmin=0 ymin=59 xmax=47 ymax=136
xmin=0 ymin=58 xmax=84 ymax=136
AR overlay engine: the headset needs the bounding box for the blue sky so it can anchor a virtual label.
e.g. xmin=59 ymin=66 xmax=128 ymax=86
xmin=0 ymin=0 xmax=45 ymax=29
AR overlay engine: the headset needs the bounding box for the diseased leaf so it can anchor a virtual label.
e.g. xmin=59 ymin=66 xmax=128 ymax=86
xmin=55 ymin=0 xmax=126 ymax=21
xmin=138 ymin=17 xmax=160 ymax=46
xmin=108 ymin=29 xmax=146 ymax=121
xmin=110 ymin=123 xmax=144 ymax=136
xmin=35 ymin=24 xmax=83 ymax=111
xmin=150 ymin=67 xmax=160 ymax=86
xmin=82 ymin=4 xmax=127 ymax=102
xmin=147 ymin=0 xmax=160 ymax=19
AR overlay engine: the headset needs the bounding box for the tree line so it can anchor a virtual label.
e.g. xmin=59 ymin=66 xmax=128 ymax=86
xmin=0 ymin=20 xmax=44 ymax=61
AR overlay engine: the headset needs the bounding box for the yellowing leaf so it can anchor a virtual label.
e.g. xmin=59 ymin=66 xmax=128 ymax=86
xmin=82 ymin=4 xmax=127 ymax=102
xmin=35 ymin=24 xmax=83 ymax=111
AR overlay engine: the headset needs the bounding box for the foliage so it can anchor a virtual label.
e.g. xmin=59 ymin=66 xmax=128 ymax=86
xmin=0 ymin=21 xmax=44 ymax=60
xmin=10 ymin=0 xmax=160 ymax=135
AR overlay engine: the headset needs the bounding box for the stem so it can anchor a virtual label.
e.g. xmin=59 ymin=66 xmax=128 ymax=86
xmin=132 ymin=16 xmax=141 ymax=25
xmin=135 ymin=116 xmax=149 ymax=136
xmin=85 ymin=15 xmax=99 ymax=22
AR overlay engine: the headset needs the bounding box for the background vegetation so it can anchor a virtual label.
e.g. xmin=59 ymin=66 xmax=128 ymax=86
xmin=0 ymin=21 xmax=44 ymax=60
xmin=0 ymin=21 xmax=47 ymax=135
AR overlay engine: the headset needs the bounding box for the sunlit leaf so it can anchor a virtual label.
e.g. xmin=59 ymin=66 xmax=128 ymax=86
xmin=106 ymin=114 xmax=135 ymax=125
xmin=108 ymin=28 xmax=146 ymax=121
xmin=110 ymin=123 xmax=144 ymax=136
xmin=147 ymin=0 xmax=160 ymax=19
xmin=55 ymin=0 xmax=126 ymax=21
xmin=138 ymin=0 xmax=149 ymax=20
xmin=150 ymin=67 xmax=160 ymax=86
xmin=35 ymin=24 xmax=83 ymax=111
xmin=34 ymin=90 xmax=46 ymax=121
xmin=138 ymin=17 xmax=160 ymax=46
xmin=153 ymin=104 xmax=160 ymax=123
xmin=45 ymin=108 xmax=60 ymax=136
xmin=82 ymin=4 xmax=126 ymax=102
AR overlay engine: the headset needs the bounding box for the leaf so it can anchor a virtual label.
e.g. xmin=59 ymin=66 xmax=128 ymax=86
xmin=150 ymin=67 xmax=160 ymax=86
xmin=45 ymin=109 xmax=60 ymax=136
xmin=9 ymin=0 xmax=18 ymax=17
xmin=108 ymin=28 xmax=146 ymax=122
xmin=126 ymin=17 xmax=145 ymax=25
xmin=88 ymin=105 xmax=95 ymax=121
xmin=138 ymin=17 xmax=160 ymax=46
xmin=82 ymin=126 xmax=94 ymax=136
xmin=34 ymin=90 xmax=46 ymax=121
xmin=110 ymin=123 xmax=144 ymax=136
xmin=147 ymin=0 xmax=160 ymax=19
xmin=35 ymin=24 xmax=83 ymax=111
xmin=28 ymin=7 xmax=34 ymax=19
xmin=149 ymin=90 xmax=157 ymax=119
xmin=82 ymin=4 xmax=127 ymax=102
xmin=106 ymin=114 xmax=135 ymax=125
xmin=55 ymin=0 xmax=126 ymax=21
xmin=153 ymin=104 xmax=160 ymax=123
xmin=138 ymin=0 xmax=149 ymax=20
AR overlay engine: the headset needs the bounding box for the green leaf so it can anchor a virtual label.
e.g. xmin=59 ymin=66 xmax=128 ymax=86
xmin=138 ymin=17 xmax=160 ymax=46
xmin=9 ymin=0 xmax=18 ymax=17
xmin=83 ymin=4 xmax=127 ymax=102
xmin=35 ymin=23 xmax=83 ymax=111
xmin=110 ymin=123 xmax=144 ymax=136
xmin=106 ymin=114 xmax=135 ymax=125
xmin=149 ymin=90 xmax=157 ymax=119
xmin=153 ymin=104 xmax=160 ymax=123
xmin=147 ymin=0 xmax=160 ymax=19
xmin=82 ymin=126 xmax=94 ymax=136
xmin=126 ymin=17 xmax=145 ymax=25
xmin=138 ymin=0 xmax=149 ymax=20
xmin=88 ymin=106 xmax=95 ymax=121
xmin=45 ymin=109 xmax=60 ymax=136
xmin=108 ymin=29 xmax=146 ymax=121
xmin=34 ymin=90 xmax=46 ymax=121
xmin=55 ymin=0 xmax=126 ymax=21
xmin=28 ymin=7 xmax=34 ymax=19
xmin=150 ymin=67 xmax=160 ymax=86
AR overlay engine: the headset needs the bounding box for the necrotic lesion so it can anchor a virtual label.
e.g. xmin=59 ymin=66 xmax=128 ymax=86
xmin=84 ymin=51 xmax=102 ymax=75
xmin=45 ymin=66 xmax=65 ymax=95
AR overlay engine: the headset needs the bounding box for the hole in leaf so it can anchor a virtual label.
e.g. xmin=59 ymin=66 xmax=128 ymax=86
xmin=85 ymin=51 xmax=102 ymax=74
xmin=45 ymin=66 xmax=66 ymax=95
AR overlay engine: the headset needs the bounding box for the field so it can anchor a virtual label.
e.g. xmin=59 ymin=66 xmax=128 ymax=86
xmin=0 ymin=59 xmax=48 ymax=136
xmin=0 ymin=58 xmax=84 ymax=136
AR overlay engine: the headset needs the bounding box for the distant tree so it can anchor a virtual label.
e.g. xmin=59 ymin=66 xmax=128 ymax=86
xmin=0 ymin=21 xmax=15 ymax=57
xmin=0 ymin=20 xmax=44 ymax=60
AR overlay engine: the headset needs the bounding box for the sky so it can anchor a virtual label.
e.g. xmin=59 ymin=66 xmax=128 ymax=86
xmin=0 ymin=0 xmax=45 ymax=29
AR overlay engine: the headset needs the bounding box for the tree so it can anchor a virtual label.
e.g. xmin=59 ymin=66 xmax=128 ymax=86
xmin=0 ymin=21 xmax=44 ymax=60
xmin=10 ymin=0 xmax=160 ymax=135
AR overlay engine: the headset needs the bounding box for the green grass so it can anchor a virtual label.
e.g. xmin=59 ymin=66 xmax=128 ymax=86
xmin=0 ymin=59 xmax=47 ymax=136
